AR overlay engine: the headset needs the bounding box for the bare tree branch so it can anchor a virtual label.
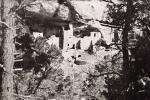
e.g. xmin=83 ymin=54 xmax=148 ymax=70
xmin=91 ymin=72 xmax=122 ymax=77
xmin=13 ymin=93 xmax=41 ymax=99
xmin=0 ymin=21 xmax=13 ymax=29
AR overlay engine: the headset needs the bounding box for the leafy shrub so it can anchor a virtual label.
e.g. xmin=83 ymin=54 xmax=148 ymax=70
xmin=14 ymin=36 xmax=65 ymax=100
xmin=95 ymin=39 xmax=109 ymax=49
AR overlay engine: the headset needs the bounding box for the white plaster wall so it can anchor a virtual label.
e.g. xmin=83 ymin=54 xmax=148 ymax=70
xmin=63 ymin=24 xmax=74 ymax=49
xmin=47 ymin=35 xmax=59 ymax=48
xmin=80 ymin=32 xmax=101 ymax=50
xmin=100 ymin=26 xmax=114 ymax=44
xmin=63 ymin=23 xmax=103 ymax=50
xmin=63 ymin=24 xmax=74 ymax=38
xmin=90 ymin=32 xmax=101 ymax=44
xmin=33 ymin=32 xmax=43 ymax=39
xmin=80 ymin=36 xmax=92 ymax=50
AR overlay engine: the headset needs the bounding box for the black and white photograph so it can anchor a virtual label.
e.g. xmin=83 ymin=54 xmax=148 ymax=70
xmin=0 ymin=0 xmax=150 ymax=100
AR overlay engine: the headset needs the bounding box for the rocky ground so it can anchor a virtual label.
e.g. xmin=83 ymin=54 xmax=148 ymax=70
xmin=60 ymin=48 xmax=120 ymax=99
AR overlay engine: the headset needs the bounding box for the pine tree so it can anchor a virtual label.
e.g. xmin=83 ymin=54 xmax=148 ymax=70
xmin=1 ymin=0 xmax=17 ymax=99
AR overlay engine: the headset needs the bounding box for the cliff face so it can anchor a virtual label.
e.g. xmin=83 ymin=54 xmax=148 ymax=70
xmin=24 ymin=0 xmax=70 ymax=21
xmin=19 ymin=0 xmax=108 ymax=23
xmin=71 ymin=1 xmax=108 ymax=20
xmin=17 ymin=0 xmax=111 ymax=41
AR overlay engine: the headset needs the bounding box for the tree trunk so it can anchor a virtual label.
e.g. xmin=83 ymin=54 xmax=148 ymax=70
xmin=121 ymin=0 xmax=133 ymax=99
xmin=0 ymin=0 xmax=3 ymax=97
xmin=122 ymin=0 xmax=133 ymax=75
xmin=1 ymin=0 xmax=16 ymax=100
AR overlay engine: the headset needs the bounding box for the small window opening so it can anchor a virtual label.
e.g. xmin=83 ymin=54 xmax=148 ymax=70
xmin=72 ymin=44 xmax=75 ymax=49
xmin=64 ymin=25 xmax=70 ymax=30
